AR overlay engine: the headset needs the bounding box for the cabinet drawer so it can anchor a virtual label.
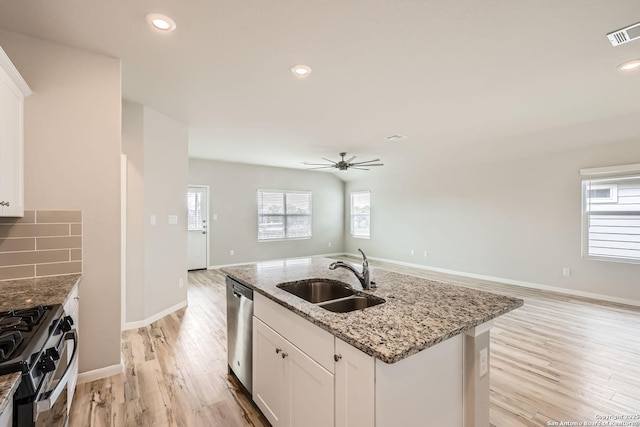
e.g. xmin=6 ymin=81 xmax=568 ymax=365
xmin=254 ymin=293 xmax=335 ymax=373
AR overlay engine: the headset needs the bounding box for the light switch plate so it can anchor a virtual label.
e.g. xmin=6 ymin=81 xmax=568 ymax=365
xmin=150 ymin=215 xmax=156 ymax=226
xmin=479 ymin=348 xmax=488 ymax=377
xmin=168 ymin=215 xmax=178 ymax=225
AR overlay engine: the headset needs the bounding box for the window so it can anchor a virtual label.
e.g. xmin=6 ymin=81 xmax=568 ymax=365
xmin=187 ymin=192 xmax=203 ymax=231
xmin=581 ymin=164 xmax=640 ymax=263
xmin=257 ymin=190 xmax=312 ymax=240
xmin=350 ymin=191 xmax=371 ymax=238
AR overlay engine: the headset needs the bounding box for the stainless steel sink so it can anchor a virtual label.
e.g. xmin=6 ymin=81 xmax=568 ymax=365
xmin=319 ymin=295 xmax=385 ymax=313
xmin=277 ymin=279 xmax=354 ymax=303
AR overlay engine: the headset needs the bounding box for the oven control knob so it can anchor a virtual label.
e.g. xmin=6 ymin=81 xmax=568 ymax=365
xmin=45 ymin=347 xmax=60 ymax=361
xmin=38 ymin=356 xmax=56 ymax=374
xmin=58 ymin=316 xmax=73 ymax=333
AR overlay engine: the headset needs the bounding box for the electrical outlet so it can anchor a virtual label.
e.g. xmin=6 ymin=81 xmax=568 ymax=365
xmin=479 ymin=348 xmax=488 ymax=377
xmin=563 ymin=267 xmax=571 ymax=277
xmin=230 ymin=249 xmax=234 ymax=256
xmin=150 ymin=215 xmax=156 ymax=226
xmin=178 ymin=278 xmax=184 ymax=288
xmin=213 ymin=213 xmax=218 ymax=220
xmin=423 ymin=251 xmax=428 ymax=258
xmin=410 ymin=249 xmax=415 ymax=256
xmin=328 ymin=242 xmax=332 ymax=248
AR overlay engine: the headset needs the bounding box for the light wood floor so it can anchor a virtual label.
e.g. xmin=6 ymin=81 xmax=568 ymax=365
xmin=70 ymin=259 xmax=640 ymax=426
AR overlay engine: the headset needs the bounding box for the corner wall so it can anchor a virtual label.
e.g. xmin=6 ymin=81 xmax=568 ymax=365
xmin=345 ymin=138 xmax=640 ymax=303
xmin=122 ymin=101 xmax=188 ymax=325
xmin=0 ymin=30 xmax=122 ymax=372
xmin=189 ymin=158 xmax=344 ymax=265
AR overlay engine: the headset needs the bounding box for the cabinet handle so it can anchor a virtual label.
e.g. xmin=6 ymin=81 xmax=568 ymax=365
xmin=281 ymin=352 xmax=288 ymax=359
xmin=334 ymin=354 xmax=342 ymax=362
xmin=275 ymin=348 xmax=282 ymax=354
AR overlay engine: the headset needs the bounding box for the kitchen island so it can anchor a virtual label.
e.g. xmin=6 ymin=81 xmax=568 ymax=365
xmin=222 ymin=257 xmax=522 ymax=427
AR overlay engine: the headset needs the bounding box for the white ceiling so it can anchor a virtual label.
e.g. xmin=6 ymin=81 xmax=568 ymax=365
xmin=1 ymin=0 xmax=639 ymax=180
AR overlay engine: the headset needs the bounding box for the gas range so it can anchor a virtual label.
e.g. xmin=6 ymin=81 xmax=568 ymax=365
xmin=0 ymin=304 xmax=77 ymax=427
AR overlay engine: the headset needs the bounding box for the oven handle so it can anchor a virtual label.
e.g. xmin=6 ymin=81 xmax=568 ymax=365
xmin=34 ymin=329 xmax=78 ymax=417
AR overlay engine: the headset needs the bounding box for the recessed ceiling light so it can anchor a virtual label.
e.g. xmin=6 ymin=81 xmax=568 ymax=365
xmin=291 ymin=65 xmax=312 ymax=79
xmin=146 ymin=13 xmax=176 ymax=32
xmin=617 ymin=59 xmax=640 ymax=72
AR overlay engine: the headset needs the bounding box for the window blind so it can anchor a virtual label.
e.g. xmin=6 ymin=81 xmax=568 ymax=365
xmin=258 ymin=190 xmax=311 ymax=240
xmin=350 ymin=191 xmax=370 ymax=238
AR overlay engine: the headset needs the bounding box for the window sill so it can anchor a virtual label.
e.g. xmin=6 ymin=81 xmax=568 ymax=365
xmin=258 ymin=237 xmax=312 ymax=243
xmin=582 ymin=254 xmax=640 ymax=265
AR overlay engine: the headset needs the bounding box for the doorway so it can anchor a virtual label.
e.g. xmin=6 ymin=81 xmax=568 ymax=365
xmin=187 ymin=185 xmax=209 ymax=270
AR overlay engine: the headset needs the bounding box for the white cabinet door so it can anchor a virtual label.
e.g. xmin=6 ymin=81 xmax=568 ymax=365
xmin=0 ymin=54 xmax=25 ymax=217
xmin=253 ymin=317 xmax=290 ymax=427
xmin=335 ymin=338 xmax=375 ymax=427
xmin=289 ymin=343 xmax=334 ymax=427
xmin=0 ymin=401 xmax=12 ymax=427
xmin=64 ymin=284 xmax=80 ymax=412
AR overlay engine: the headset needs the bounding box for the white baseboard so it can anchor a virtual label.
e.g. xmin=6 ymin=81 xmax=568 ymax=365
xmin=207 ymin=253 xmax=346 ymax=270
xmin=122 ymin=300 xmax=188 ymax=331
xmin=344 ymin=252 xmax=640 ymax=308
xmin=77 ymin=362 xmax=124 ymax=384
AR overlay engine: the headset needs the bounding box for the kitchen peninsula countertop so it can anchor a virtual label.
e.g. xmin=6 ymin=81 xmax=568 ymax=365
xmin=222 ymin=257 xmax=522 ymax=364
xmin=0 ymin=274 xmax=82 ymax=415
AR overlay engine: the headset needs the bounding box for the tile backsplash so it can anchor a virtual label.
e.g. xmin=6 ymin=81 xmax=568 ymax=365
xmin=0 ymin=210 xmax=82 ymax=281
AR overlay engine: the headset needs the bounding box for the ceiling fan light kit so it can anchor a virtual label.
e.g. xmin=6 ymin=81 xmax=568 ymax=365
xmin=303 ymin=152 xmax=384 ymax=171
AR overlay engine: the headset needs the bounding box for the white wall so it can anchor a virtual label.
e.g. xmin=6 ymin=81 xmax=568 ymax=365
xmin=345 ymin=138 xmax=640 ymax=303
xmin=122 ymin=101 xmax=188 ymax=324
xmin=143 ymin=106 xmax=188 ymax=317
xmin=189 ymin=158 xmax=344 ymax=266
xmin=121 ymin=101 xmax=145 ymax=322
xmin=0 ymin=30 xmax=122 ymax=372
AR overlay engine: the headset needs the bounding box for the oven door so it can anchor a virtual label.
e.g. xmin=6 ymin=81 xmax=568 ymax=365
xmin=33 ymin=330 xmax=78 ymax=427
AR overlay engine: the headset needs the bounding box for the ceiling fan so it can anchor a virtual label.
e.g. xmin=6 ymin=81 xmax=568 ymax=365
xmin=303 ymin=152 xmax=384 ymax=171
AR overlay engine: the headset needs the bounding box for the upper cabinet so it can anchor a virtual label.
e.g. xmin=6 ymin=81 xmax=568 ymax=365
xmin=0 ymin=46 xmax=31 ymax=217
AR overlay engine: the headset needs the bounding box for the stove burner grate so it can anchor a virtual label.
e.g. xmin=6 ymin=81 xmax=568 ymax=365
xmin=0 ymin=305 xmax=46 ymax=333
xmin=0 ymin=331 xmax=23 ymax=362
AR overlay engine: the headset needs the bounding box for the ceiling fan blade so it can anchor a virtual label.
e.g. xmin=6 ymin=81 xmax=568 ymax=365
xmin=351 ymin=167 xmax=370 ymax=170
xmin=321 ymin=157 xmax=338 ymax=164
xmin=303 ymin=162 xmax=334 ymax=166
xmin=345 ymin=156 xmax=356 ymax=163
xmin=306 ymin=166 xmax=336 ymax=170
xmin=350 ymin=159 xmax=381 ymax=165
xmin=354 ymin=163 xmax=383 ymax=167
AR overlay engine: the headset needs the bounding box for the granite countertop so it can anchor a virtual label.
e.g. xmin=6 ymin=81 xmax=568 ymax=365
xmin=222 ymin=257 xmax=522 ymax=364
xmin=0 ymin=274 xmax=82 ymax=415
xmin=0 ymin=274 xmax=81 ymax=311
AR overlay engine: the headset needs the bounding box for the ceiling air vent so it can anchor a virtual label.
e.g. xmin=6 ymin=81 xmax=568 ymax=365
xmin=385 ymin=134 xmax=407 ymax=142
xmin=607 ymin=22 xmax=640 ymax=46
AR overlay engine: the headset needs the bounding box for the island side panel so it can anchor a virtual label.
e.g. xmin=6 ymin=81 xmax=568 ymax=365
xmin=463 ymin=324 xmax=492 ymax=427
xmin=375 ymin=334 xmax=463 ymax=427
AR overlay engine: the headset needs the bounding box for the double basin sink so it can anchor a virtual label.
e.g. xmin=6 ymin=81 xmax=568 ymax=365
xmin=277 ymin=279 xmax=385 ymax=313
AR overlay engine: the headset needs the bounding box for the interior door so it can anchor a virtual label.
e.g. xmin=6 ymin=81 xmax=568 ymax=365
xmin=187 ymin=186 xmax=208 ymax=270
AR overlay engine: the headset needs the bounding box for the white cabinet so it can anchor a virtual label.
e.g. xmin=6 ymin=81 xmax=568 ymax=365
xmin=0 ymin=402 xmax=12 ymax=427
xmin=63 ymin=283 xmax=80 ymax=411
xmin=335 ymin=338 xmax=375 ymax=427
xmin=253 ymin=318 xmax=334 ymax=427
xmin=253 ymin=293 xmax=373 ymax=427
xmin=0 ymin=47 xmax=30 ymax=217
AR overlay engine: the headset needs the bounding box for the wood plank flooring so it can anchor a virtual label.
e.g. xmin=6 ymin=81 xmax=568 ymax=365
xmin=70 ymin=259 xmax=640 ymax=426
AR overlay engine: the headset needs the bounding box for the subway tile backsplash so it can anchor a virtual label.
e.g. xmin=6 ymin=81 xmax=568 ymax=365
xmin=0 ymin=210 xmax=82 ymax=280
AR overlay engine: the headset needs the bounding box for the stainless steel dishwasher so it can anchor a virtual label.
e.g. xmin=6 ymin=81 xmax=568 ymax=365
xmin=226 ymin=276 xmax=253 ymax=394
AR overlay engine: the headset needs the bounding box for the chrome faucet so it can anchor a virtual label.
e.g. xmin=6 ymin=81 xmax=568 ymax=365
xmin=329 ymin=249 xmax=371 ymax=290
